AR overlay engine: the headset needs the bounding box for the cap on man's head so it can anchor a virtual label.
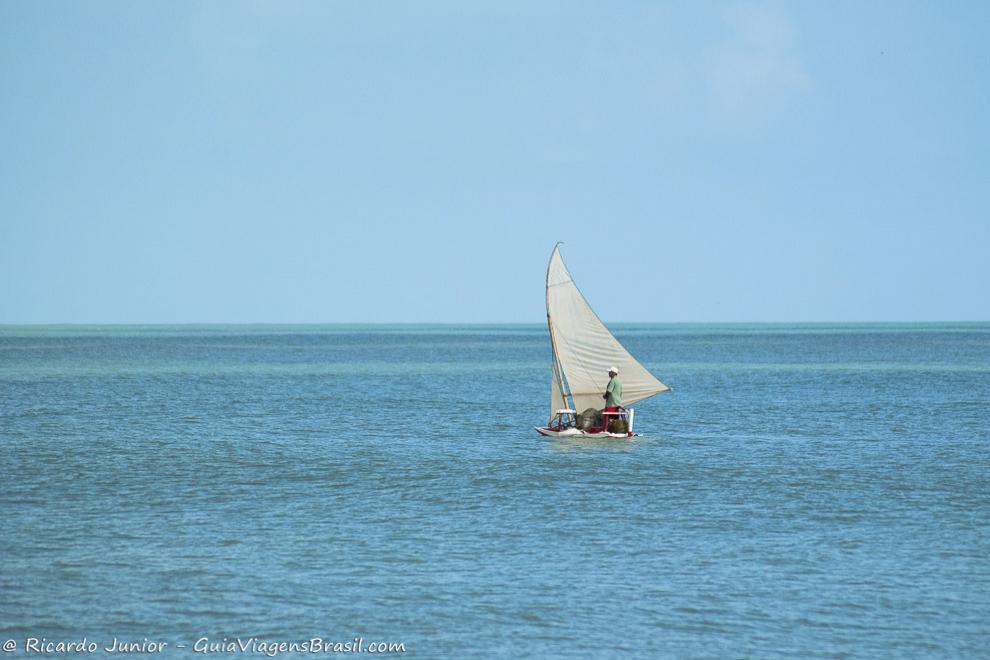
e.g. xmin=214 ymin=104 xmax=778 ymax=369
xmin=608 ymin=366 xmax=619 ymax=374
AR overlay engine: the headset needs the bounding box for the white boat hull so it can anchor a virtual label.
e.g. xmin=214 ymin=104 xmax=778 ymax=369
xmin=534 ymin=426 xmax=637 ymax=439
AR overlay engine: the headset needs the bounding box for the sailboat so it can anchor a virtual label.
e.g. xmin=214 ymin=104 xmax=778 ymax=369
xmin=536 ymin=244 xmax=671 ymax=438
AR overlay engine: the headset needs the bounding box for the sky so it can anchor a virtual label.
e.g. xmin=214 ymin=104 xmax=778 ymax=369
xmin=1 ymin=1 xmax=988 ymax=323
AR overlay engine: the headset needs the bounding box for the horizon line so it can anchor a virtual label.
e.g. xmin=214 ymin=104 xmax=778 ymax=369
xmin=1 ymin=320 xmax=988 ymax=327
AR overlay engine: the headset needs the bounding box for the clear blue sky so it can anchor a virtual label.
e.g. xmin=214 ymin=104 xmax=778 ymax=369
xmin=2 ymin=1 xmax=987 ymax=323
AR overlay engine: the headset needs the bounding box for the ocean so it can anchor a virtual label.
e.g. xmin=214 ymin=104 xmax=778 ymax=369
xmin=1 ymin=324 xmax=988 ymax=658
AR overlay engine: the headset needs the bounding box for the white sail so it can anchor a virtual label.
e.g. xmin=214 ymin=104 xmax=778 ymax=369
xmin=546 ymin=245 xmax=670 ymax=413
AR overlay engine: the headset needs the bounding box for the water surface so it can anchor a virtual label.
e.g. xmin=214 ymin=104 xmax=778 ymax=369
xmin=1 ymin=324 xmax=988 ymax=658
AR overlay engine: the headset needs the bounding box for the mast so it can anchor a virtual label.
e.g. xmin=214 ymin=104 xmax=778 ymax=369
xmin=546 ymin=243 xmax=572 ymax=417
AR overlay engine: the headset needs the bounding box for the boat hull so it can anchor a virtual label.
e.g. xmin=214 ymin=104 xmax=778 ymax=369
xmin=534 ymin=426 xmax=636 ymax=439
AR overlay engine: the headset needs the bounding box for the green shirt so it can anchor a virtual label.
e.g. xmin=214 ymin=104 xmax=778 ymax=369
xmin=605 ymin=376 xmax=622 ymax=408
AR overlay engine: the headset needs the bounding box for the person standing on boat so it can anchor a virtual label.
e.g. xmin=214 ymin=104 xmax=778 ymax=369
xmin=600 ymin=366 xmax=624 ymax=432
xmin=603 ymin=366 xmax=622 ymax=409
